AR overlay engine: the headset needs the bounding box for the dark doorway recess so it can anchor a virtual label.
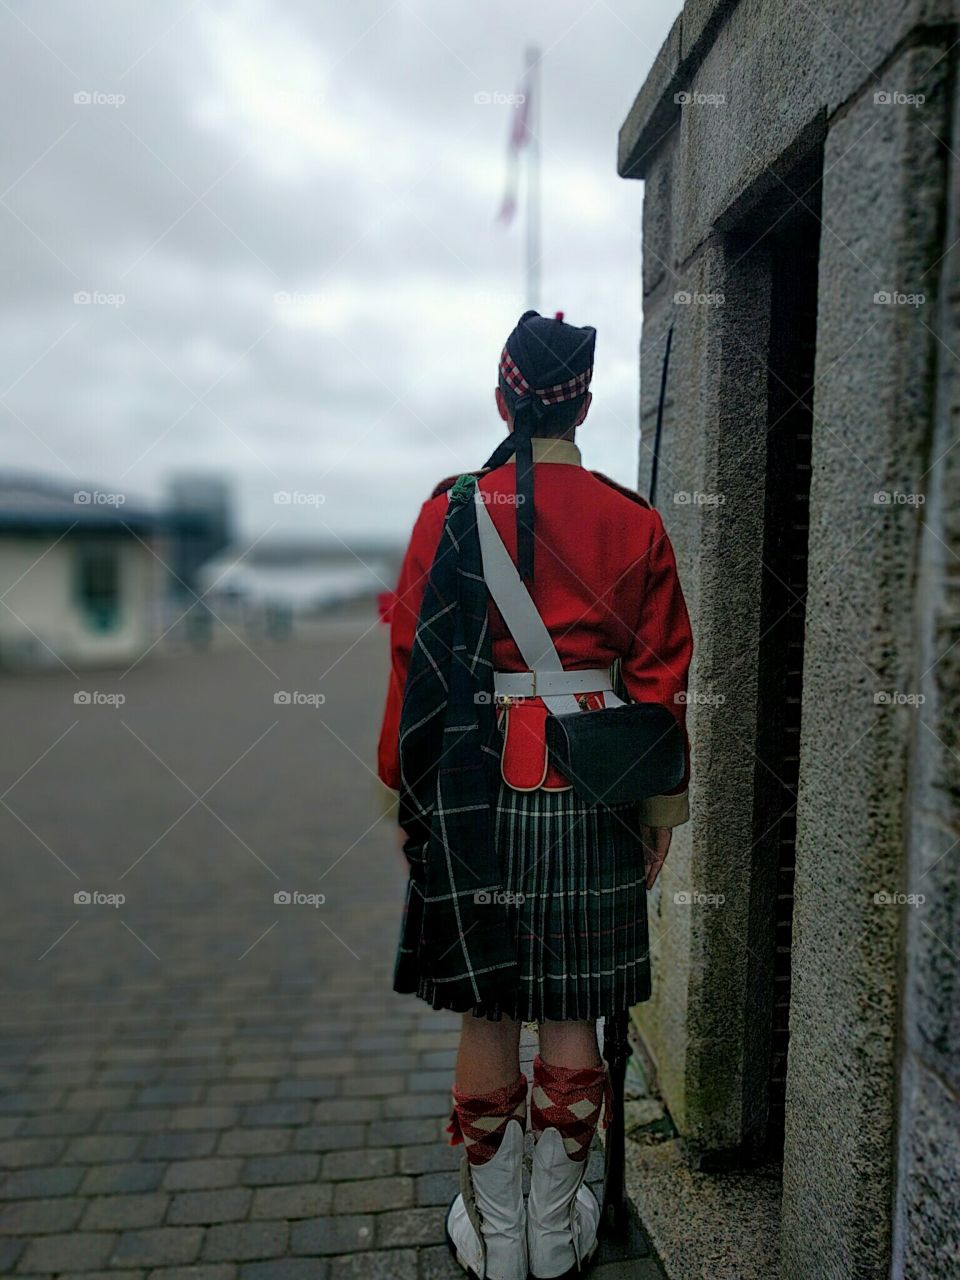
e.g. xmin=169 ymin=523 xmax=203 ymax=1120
xmin=742 ymin=147 xmax=822 ymax=1161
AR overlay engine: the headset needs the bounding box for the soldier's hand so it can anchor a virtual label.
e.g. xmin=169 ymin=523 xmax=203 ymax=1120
xmin=641 ymin=825 xmax=672 ymax=890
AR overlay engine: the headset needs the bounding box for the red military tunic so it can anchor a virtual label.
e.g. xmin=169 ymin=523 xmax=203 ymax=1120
xmin=376 ymin=435 xmax=693 ymax=826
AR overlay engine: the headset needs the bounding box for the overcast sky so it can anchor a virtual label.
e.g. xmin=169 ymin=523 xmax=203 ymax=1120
xmin=1 ymin=0 xmax=681 ymax=546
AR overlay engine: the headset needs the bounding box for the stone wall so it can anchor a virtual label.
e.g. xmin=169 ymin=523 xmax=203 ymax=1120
xmin=889 ymin=51 xmax=960 ymax=1280
xmin=778 ymin=38 xmax=951 ymax=1280
xmin=620 ymin=1 xmax=959 ymax=1275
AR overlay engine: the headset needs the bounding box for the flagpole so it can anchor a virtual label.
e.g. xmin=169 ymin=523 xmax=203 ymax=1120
xmin=525 ymin=45 xmax=541 ymax=311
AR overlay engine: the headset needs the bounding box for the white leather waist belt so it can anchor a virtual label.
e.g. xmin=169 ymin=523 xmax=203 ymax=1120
xmin=493 ymin=668 xmax=613 ymax=699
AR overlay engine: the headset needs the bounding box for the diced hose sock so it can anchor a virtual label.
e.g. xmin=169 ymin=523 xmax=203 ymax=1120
xmin=530 ymin=1054 xmax=612 ymax=1162
xmin=446 ymin=1074 xmax=528 ymax=1166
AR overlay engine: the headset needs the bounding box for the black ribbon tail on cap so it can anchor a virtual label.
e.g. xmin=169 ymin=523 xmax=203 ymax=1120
xmin=513 ymin=398 xmax=536 ymax=583
xmin=516 ymin=436 xmax=534 ymax=582
xmin=481 ymin=436 xmax=519 ymax=472
xmin=481 ymin=395 xmax=535 ymax=582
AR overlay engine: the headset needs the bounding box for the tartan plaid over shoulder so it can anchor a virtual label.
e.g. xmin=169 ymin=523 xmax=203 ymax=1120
xmin=393 ymin=473 xmax=520 ymax=1010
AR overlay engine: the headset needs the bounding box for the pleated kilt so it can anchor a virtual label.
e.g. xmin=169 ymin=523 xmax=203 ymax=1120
xmin=415 ymin=780 xmax=652 ymax=1022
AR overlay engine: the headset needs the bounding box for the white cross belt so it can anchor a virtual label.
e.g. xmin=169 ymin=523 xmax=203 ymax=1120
xmin=471 ymin=487 xmax=626 ymax=717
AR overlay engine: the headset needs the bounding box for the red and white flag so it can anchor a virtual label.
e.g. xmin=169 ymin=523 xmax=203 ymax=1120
xmin=497 ymin=58 xmax=535 ymax=225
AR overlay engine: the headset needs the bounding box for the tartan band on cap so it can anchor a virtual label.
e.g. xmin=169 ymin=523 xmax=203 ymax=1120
xmin=499 ymin=347 xmax=593 ymax=404
xmin=538 ymin=368 xmax=593 ymax=403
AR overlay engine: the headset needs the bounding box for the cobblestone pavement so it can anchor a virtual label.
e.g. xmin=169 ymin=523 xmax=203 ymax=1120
xmin=0 ymin=619 xmax=665 ymax=1278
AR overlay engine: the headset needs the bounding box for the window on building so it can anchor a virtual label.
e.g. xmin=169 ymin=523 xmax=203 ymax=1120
xmin=75 ymin=544 xmax=121 ymax=632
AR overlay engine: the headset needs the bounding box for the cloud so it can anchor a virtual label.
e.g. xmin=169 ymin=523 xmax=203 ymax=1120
xmin=0 ymin=0 xmax=681 ymax=540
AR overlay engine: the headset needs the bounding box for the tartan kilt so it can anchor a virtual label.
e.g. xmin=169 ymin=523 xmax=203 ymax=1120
xmin=407 ymin=780 xmax=652 ymax=1022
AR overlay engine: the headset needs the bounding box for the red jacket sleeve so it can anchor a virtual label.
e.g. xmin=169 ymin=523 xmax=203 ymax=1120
xmin=376 ymin=497 xmax=446 ymax=791
xmin=620 ymin=511 xmax=693 ymax=800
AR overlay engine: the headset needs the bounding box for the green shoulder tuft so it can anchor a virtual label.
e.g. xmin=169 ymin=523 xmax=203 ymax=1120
xmin=448 ymin=473 xmax=478 ymax=505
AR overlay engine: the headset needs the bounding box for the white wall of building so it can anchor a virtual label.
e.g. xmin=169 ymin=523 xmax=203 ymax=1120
xmin=0 ymin=534 xmax=160 ymax=669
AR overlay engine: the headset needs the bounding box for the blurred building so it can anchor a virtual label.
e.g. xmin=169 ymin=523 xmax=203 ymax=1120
xmin=165 ymin=473 xmax=234 ymax=599
xmin=0 ymin=475 xmax=162 ymax=670
xmin=619 ymin=3 xmax=958 ymax=1278
xmin=196 ymin=538 xmax=400 ymax=633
